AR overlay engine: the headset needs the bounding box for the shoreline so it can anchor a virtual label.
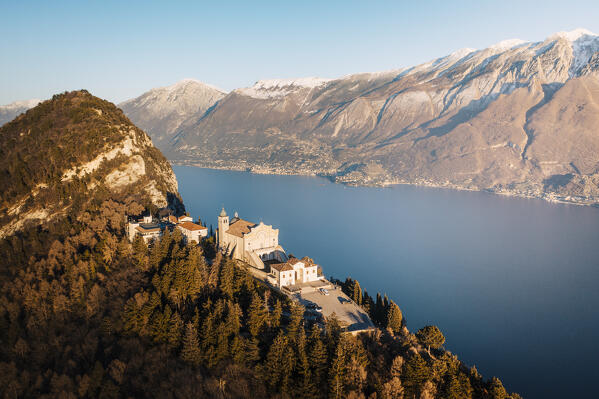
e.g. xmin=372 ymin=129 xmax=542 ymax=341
xmin=171 ymin=160 xmax=599 ymax=208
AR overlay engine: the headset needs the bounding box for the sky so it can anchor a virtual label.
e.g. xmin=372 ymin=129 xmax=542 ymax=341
xmin=1 ymin=0 xmax=599 ymax=104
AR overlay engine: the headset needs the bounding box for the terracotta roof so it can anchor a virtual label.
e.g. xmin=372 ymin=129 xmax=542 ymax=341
xmin=270 ymin=262 xmax=293 ymax=272
xmin=167 ymin=215 xmax=178 ymax=223
xmin=288 ymin=256 xmax=315 ymax=266
xmin=136 ymin=225 xmax=160 ymax=233
xmin=288 ymin=257 xmax=302 ymax=265
xmin=178 ymin=221 xmax=207 ymax=231
xmin=226 ymin=218 xmax=256 ymax=238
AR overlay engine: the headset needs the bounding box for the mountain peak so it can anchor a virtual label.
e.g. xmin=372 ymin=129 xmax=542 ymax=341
xmin=488 ymin=38 xmax=527 ymax=51
xmin=551 ymin=28 xmax=597 ymax=42
xmin=150 ymin=79 xmax=226 ymax=95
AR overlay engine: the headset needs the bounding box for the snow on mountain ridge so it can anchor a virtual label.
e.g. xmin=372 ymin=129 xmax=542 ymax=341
xmin=236 ymin=77 xmax=333 ymax=99
xmin=553 ymin=28 xmax=597 ymax=42
xmin=0 ymin=99 xmax=41 ymax=111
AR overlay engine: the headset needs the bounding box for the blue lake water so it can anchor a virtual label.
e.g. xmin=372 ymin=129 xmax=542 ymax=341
xmin=173 ymin=165 xmax=599 ymax=399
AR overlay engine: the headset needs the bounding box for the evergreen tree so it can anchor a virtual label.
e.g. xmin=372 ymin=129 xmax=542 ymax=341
xmin=262 ymin=332 xmax=294 ymax=394
xmin=328 ymin=337 xmax=348 ymax=399
xmin=167 ymin=310 xmax=183 ymax=349
xmin=416 ymin=325 xmax=445 ymax=353
xmin=295 ymin=329 xmax=317 ymax=399
xmin=180 ymin=322 xmax=201 ymax=366
xmin=325 ymin=314 xmax=342 ymax=352
xmin=488 ymin=377 xmax=508 ymax=399
xmin=353 ymin=280 xmax=362 ymax=306
xmin=225 ymin=301 xmax=242 ymax=336
xmin=230 ymin=335 xmax=245 ymax=365
xmin=374 ymin=292 xmax=384 ymax=326
xmin=247 ymin=292 xmax=267 ymax=337
xmin=403 ymin=353 xmax=430 ymax=397
xmin=444 ymin=372 xmax=473 ymax=399
xmin=218 ymin=258 xmax=235 ymax=298
xmin=287 ymin=302 xmax=304 ymax=342
xmin=308 ymin=325 xmax=328 ymax=389
xmin=244 ymin=337 xmax=261 ymax=366
xmin=386 ymin=301 xmax=403 ymax=333
xmin=270 ymin=299 xmax=283 ymax=330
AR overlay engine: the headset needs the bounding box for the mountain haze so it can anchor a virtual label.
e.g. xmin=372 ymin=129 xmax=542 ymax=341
xmin=129 ymin=29 xmax=599 ymax=205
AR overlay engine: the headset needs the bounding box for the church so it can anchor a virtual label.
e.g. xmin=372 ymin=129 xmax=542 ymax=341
xmin=217 ymin=208 xmax=287 ymax=269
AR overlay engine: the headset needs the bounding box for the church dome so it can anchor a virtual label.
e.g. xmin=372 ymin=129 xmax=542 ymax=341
xmin=219 ymin=207 xmax=227 ymax=217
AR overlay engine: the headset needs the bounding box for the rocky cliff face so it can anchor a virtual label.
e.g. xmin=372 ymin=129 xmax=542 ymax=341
xmin=0 ymin=90 xmax=183 ymax=237
xmin=137 ymin=29 xmax=599 ymax=205
xmin=119 ymin=79 xmax=225 ymax=151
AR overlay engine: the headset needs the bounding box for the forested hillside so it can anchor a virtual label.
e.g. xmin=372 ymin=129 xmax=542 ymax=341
xmin=0 ymin=92 xmax=520 ymax=398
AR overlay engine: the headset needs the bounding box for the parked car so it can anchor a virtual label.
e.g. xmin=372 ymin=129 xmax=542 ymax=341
xmin=319 ymin=288 xmax=329 ymax=296
xmin=307 ymin=303 xmax=323 ymax=312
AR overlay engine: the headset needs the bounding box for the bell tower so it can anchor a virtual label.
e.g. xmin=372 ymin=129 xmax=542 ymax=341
xmin=217 ymin=207 xmax=229 ymax=248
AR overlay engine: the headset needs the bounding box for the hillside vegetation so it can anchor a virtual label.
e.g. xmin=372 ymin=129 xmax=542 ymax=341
xmin=0 ymin=92 xmax=520 ymax=398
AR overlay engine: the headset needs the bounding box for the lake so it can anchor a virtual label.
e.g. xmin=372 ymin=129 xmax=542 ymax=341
xmin=173 ymin=165 xmax=599 ymax=399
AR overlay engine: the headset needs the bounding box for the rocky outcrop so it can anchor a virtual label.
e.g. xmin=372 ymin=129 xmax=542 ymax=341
xmin=0 ymin=90 xmax=183 ymax=237
xmin=134 ymin=29 xmax=599 ymax=205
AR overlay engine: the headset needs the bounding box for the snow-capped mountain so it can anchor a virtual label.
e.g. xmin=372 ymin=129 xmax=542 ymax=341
xmin=124 ymin=29 xmax=599 ymax=204
xmin=119 ymin=79 xmax=226 ymax=148
xmin=0 ymin=99 xmax=41 ymax=126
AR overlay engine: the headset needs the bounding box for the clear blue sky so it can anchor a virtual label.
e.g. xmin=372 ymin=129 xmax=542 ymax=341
xmin=1 ymin=0 xmax=599 ymax=104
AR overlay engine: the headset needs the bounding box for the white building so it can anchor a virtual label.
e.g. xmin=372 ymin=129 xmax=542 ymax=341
xmin=125 ymin=215 xmax=162 ymax=244
xmin=126 ymin=214 xmax=161 ymax=243
xmin=177 ymin=221 xmax=208 ymax=243
xmin=269 ymin=256 xmax=320 ymax=288
xmin=217 ymin=208 xmax=287 ymax=269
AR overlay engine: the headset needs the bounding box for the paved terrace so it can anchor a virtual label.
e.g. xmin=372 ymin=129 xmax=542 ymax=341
xmin=295 ymin=287 xmax=375 ymax=333
xmin=240 ymin=262 xmax=375 ymax=333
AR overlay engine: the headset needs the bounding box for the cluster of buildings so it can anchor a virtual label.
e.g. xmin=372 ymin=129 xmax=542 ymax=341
xmin=126 ymin=207 xmax=324 ymax=289
xmin=217 ymin=208 xmax=322 ymax=288
xmin=126 ymin=213 xmax=207 ymax=244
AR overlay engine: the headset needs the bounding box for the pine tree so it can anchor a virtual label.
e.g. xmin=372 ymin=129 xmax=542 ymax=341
xmin=244 ymin=337 xmax=261 ymax=366
xmin=230 ymin=335 xmax=245 ymax=365
xmin=328 ymin=337 xmax=348 ymax=399
xmin=247 ymin=292 xmax=267 ymax=337
xmin=416 ymin=325 xmax=445 ymax=353
xmin=488 ymin=377 xmax=508 ymax=399
xmin=262 ymin=332 xmax=294 ymax=394
xmin=225 ymin=301 xmax=242 ymax=336
xmin=308 ymin=325 xmax=328 ymax=388
xmin=386 ymin=301 xmax=403 ymax=333
xmin=287 ymin=302 xmax=304 ymax=342
xmin=444 ymin=372 xmax=473 ymax=399
xmin=270 ymin=299 xmax=283 ymax=330
xmin=353 ymin=280 xmax=362 ymax=306
xmin=374 ymin=292 xmax=384 ymax=326
xmin=218 ymin=258 xmax=235 ymax=298
xmin=180 ymin=322 xmax=201 ymax=366
xmin=167 ymin=311 xmax=183 ymax=349
xmin=295 ymin=329 xmax=317 ymax=399
xmin=402 ymin=353 xmax=429 ymax=397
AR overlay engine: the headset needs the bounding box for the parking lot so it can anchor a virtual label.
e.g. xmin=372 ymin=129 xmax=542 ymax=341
xmin=297 ymin=286 xmax=374 ymax=333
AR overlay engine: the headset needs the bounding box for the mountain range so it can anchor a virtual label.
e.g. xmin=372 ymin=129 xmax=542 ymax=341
xmin=4 ymin=29 xmax=599 ymax=205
